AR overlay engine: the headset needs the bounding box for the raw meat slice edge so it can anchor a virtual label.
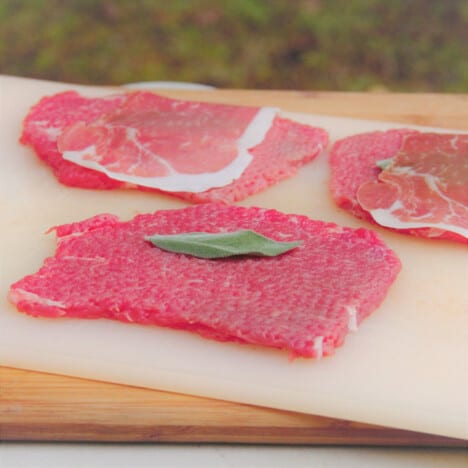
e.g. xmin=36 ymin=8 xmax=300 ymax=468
xmin=8 ymin=204 xmax=401 ymax=359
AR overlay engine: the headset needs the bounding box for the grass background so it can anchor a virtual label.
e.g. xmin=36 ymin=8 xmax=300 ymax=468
xmin=1 ymin=0 xmax=467 ymax=91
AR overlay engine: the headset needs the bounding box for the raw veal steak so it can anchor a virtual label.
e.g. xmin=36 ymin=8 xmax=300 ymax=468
xmin=8 ymin=204 xmax=401 ymax=359
xmin=329 ymin=130 xmax=467 ymax=242
xmin=20 ymin=91 xmax=126 ymax=189
xmin=21 ymin=91 xmax=328 ymax=203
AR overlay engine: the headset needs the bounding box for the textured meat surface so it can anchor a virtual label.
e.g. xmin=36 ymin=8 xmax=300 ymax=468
xmin=21 ymin=91 xmax=328 ymax=202
xmin=329 ymin=129 xmax=414 ymax=221
xmin=357 ymin=133 xmax=468 ymax=241
xmin=177 ymin=116 xmax=328 ymax=203
xmin=20 ymin=91 xmax=126 ymax=189
xmin=329 ymin=130 xmax=466 ymax=242
xmin=8 ymin=204 xmax=401 ymax=359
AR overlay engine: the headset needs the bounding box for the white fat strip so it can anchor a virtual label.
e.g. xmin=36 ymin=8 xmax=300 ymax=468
xmin=346 ymin=305 xmax=358 ymax=332
xmin=56 ymin=230 xmax=90 ymax=243
xmin=369 ymin=207 xmax=468 ymax=238
xmin=123 ymin=312 xmax=134 ymax=323
xmin=275 ymin=232 xmax=296 ymax=239
xmin=448 ymin=135 xmax=459 ymax=150
xmin=368 ymin=165 xmax=468 ymax=238
xmin=123 ymin=127 xmax=176 ymax=176
xmin=32 ymin=121 xmax=63 ymax=139
xmin=8 ymin=288 xmax=66 ymax=314
xmin=368 ymin=197 xmax=468 ymax=238
xmin=312 ymin=336 xmax=324 ymax=359
xmin=61 ymin=255 xmax=107 ymax=263
xmin=62 ymin=106 xmax=279 ymax=193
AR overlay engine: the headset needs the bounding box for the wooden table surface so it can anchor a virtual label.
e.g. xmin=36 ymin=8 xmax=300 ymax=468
xmin=1 ymin=89 xmax=467 ymax=445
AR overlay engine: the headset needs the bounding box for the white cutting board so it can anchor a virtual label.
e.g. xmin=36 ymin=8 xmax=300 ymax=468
xmin=0 ymin=76 xmax=467 ymax=440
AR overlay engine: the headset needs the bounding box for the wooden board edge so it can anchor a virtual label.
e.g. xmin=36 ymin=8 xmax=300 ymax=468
xmin=1 ymin=423 xmax=467 ymax=446
xmin=1 ymin=367 xmax=467 ymax=446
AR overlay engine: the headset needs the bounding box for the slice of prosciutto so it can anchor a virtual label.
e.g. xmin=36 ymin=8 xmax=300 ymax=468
xmin=357 ymin=133 xmax=468 ymax=241
xmin=58 ymin=92 xmax=278 ymax=193
xmin=329 ymin=130 xmax=467 ymax=243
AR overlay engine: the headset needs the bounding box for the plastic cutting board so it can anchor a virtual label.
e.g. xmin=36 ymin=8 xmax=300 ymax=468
xmin=0 ymin=76 xmax=467 ymax=440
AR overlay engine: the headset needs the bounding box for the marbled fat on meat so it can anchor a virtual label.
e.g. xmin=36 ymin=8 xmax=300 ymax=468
xmin=357 ymin=133 xmax=468 ymax=240
xmin=8 ymin=204 xmax=401 ymax=359
xmin=57 ymin=91 xmax=277 ymax=192
xmin=329 ymin=130 xmax=467 ymax=242
xmin=21 ymin=91 xmax=328 ymax=202
xmin=20 ymin=91 xmax=126 ymax=189
xmin=329 ymin=129 xmax=414 ymax=222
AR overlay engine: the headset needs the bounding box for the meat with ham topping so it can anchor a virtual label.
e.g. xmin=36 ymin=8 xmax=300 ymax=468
xmin=21 ymin=91 xmax=329 ymax=203
xmin=329 ymin=130 xmax=467 ymax=243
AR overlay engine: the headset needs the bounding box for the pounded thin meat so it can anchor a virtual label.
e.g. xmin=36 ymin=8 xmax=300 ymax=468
xmin=329 ymin=129 xmax=415 ymax=222
xmin=357 ymin=133 xmax=468 ymax=241
xmin=20 ymin=91 xmax=126 ymax=189
xmin=329 ymin=130 xmax=467 ymax=242
xmin=21 ymin=91 xmax=328 ymax=203
xmin=8 ymin=204 xmax=401 ymax=359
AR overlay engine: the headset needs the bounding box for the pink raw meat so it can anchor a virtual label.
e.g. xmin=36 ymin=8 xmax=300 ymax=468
xmin=57 ymin=91 xmax=268 ymax=191
xmin=329 ymin=129 xmax=415 ymax=222
xmin=178 ymin=116 xmax=328 ymax=203
xmin=357 ymin=133 xmax=468 ymax=242
xmin=329 ymin=130 xmax=467 ymax=242
xmin=20 ymin=91 xmax=126 ymax=189
xmin=21 ymin=91 xmax=328 ymax=202
xmin=8 ymin=204 xmax=401 ymax=359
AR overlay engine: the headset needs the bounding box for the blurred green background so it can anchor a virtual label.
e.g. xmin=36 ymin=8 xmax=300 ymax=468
xmin=1 ymin=0 xmax=467 ymax=91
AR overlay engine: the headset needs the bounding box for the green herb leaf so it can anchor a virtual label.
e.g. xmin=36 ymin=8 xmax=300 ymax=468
xmin=376 ymin=158 xmax=394 ymax=170
xmin=145 ymin=230 xmax=302 ymax=259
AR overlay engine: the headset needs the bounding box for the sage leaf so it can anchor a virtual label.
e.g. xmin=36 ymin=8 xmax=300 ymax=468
xmin=145 ymin=230 xmax=302 ymax=259
xmin=376 ymin=158 xmax=393 ymax=170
